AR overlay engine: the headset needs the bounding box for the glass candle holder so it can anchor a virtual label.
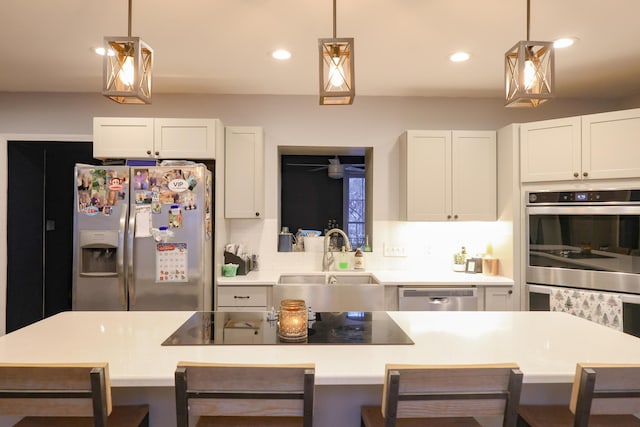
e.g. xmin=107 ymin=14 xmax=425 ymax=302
xmin=278 ymin=299 xmax=307 ymax=341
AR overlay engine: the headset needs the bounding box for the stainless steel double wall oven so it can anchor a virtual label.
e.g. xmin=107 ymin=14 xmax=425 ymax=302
xmin=525 ymin=189 xmax=640 ymax=337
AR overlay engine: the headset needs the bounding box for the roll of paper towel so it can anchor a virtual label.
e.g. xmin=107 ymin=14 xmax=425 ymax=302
xmin=304 ymin=236 xmax=324 ymax=253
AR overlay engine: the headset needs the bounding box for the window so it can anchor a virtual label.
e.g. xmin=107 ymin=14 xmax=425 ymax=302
xmin=344 ymin=171 xmax=365 ymax=248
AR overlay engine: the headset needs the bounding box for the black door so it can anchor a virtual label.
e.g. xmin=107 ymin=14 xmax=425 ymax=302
xmin=7 ymin=142 xmax=95 ymax=332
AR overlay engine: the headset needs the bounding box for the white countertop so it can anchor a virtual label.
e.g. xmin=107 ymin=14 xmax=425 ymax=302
xmin=217 ymin=269 xmax=514 ymax=286
xmin=1 ymin=310 xmax=639 ymax=388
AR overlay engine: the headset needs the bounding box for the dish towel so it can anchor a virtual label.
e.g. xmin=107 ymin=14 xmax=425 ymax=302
xmin=550 ymin=287 xmax=623 ymax=331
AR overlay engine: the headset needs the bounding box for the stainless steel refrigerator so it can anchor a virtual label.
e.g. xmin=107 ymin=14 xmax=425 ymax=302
xmin=72 ymin=162 xmax=212 ymax=311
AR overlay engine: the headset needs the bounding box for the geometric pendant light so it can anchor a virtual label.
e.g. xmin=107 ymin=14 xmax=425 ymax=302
xmin=102 ymin=0 xmax=153 ymax=104
xmin=505 ymin=0 xmax=554 ymax=107
xmin=318 ymin=0 xmax=355 ymax=105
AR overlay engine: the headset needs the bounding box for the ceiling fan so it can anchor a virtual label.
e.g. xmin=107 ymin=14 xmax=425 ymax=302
xmin=287 ymin=156 xmax=365 ymax=179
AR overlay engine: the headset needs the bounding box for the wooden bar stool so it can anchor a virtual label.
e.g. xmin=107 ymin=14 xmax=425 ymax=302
xmin=518 ymin=363 xmax=640 ymax=427
xmin=361 ymin=363 xmax=523 ymax=427
xmin=175 ymin=362 xmax=315 ymax=427
xmin=0 ymin=363 xmax=149 ymax=427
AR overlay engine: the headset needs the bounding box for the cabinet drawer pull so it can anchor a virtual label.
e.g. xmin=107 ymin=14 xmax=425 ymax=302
xmin=234 ymin=295 xmax=250 ymax=299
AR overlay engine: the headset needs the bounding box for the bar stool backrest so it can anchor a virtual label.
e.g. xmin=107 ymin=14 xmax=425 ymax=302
xmin=382 ymin=363 xmax=523 ymax=426
xmin=175 ymin=362 xmax=315 ymax=427
xmin=0 ymin=363 xmax=112 ymax=426
xmin=570 ymin=363 xmax=640 ymax=427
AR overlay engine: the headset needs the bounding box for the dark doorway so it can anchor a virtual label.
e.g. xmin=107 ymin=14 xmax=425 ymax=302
xmin=7 ymin=141 xmax=95 ymax=332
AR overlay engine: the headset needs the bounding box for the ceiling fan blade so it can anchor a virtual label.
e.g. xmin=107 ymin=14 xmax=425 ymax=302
xmin=286 ymin=163 xmax=329 ymax=167
xmin=308 ymin=166 xmax=329 ymax=172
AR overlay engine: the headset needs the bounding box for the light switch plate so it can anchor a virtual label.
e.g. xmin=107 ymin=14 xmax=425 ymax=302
xmin=383 ymin=243 xmax=407 ymax=257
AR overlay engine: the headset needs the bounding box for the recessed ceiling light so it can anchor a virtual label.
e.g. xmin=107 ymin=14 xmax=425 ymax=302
xmin=449 ymin=52 xmax=470 ymax=62
xmin=553 ymin=37 xmax=577 ymax=49
xmin=272 ymin=49 xmax=292 ymax=60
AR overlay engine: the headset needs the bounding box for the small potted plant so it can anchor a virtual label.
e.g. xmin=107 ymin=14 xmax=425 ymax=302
xmin=453 ymin=246 xmax=467 ymax=272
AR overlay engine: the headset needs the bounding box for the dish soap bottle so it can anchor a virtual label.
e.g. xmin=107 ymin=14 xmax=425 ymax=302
xmin=338 ymin=246 xmax=349 ymax=270
xmin=354 ymin=246 xmax=365 ymax=270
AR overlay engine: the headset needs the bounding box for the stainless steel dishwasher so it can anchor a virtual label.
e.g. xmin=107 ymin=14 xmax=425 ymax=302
xmin=398 ymin=287 xmax=478 ymax=311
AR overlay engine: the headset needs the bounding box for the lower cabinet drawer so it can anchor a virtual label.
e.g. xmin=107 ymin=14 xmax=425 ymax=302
xmin=217 ymin=286 xmax=268 ymax=307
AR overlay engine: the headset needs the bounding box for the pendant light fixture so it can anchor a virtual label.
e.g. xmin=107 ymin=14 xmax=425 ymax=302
xmin=102 ymin=0 xmax=153 ymax=104
xmin=318 ymin=0 xmax=355 ymax=105
xmin=505 ymin=0 xmax=554 ymax=107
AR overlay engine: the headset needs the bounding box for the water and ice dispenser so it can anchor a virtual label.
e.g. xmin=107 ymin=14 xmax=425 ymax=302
xmin=79 ymin=230 xmax=119 ymax=276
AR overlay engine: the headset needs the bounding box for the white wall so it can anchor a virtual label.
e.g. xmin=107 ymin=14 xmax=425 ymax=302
xmin=0 ymin=91 xmax=634 ymax=334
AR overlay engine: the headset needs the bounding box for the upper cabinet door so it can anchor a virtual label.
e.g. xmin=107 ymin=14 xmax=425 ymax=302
xmin=520 ymin=117 xmax=582 ymax=182
xmin=452 ymin=131 xmax=496 ymax=221
xmin=224 ymin=126 xmax=265 ymax=219
xmin=582 ymin=108 xmax=640 ymax=180
xmin=154 ymin=118 xmax=218 ymax=159
xmin=93 ymin=117 xmax=155 ymax=159
xmin=401 ymin=130 xmax=452 ymax=221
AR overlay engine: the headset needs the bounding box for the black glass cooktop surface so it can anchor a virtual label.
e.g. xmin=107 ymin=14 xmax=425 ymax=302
xmin=162 ymin=311 xmax=414 ymax=345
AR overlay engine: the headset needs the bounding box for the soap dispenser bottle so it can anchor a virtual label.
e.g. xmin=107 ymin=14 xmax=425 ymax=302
xmin=354 ymin=247 xmax=365 ymax=270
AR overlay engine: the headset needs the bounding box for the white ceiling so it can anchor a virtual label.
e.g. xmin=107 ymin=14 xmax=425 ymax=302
xmin=2 ymin=0 xmax=640 ymax=101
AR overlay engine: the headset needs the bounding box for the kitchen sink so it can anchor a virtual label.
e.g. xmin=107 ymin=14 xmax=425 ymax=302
xmin=330 ymin=274 xmax=379 ymax=285
xmin=278 ymin=274 xmax=326 ymax=284
xmin=278 ymin=273 xmax=379 ymax=285
xmin=274 ymin=273 xmax=384 ymax=312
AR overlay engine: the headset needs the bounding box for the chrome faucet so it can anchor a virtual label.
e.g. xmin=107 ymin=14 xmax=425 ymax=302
xmin=322 ymin=228 xmax=352 ymax=271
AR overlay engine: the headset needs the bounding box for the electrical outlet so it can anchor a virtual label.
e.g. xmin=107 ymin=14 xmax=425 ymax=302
xmin=383 ymin=243 xmax=407 ymax=257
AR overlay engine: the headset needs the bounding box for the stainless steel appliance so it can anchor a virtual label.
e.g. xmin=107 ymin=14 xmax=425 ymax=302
xmin=398 ymin=287 xmax=478 ymax=311
xmin=526 ymin=190 xmax=640 ymax=294
xmin=72 ymin=162 xmax=212 ymax=311
xmin=526 ymin=189 xmax=640 ymax=336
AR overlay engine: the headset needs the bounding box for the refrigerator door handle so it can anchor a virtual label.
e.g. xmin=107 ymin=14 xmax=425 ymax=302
xmin=118 ymin=204 xmax=127 ymax=307
xmin=127 ymin=204 xmax=136 ymax=306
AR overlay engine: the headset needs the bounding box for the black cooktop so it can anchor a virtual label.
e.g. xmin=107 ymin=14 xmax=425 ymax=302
xmin=162 ymin=311 xmax=414 ymax=345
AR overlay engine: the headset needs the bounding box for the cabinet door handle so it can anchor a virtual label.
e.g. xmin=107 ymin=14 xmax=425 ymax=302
xmin=583 ymin=171 xmax=588 ymax=177
xmin=155 ymin=151 xmax=160 ymax=156
xmin=453 ymin=214 xmax=458 ymax=220
xmin=573 ymin=172 xmax=579 ymax=178
xmin=234 ymin=295 xmax=250 ymax=299
xmin=255 ymin=212 xmax=260 ymax=217
xmin=447 ymin=215 xmax=452 ymax=219
xmin=146 ymin=150 xmax=152 ymax=155
xmin=508 ymin=290 xmax=513 ymax=295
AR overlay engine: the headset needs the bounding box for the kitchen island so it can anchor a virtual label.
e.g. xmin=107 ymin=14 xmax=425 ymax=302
xmin=1 ymin=310 xmax=640 ymax=427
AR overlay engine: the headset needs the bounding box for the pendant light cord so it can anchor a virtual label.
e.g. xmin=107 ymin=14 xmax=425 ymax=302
xmin=332 ymin=0 xmax=337 ymax=38
xmin=128 ymin=0 xmax=132 ymax=37
xmin=526 ymin=0 xmax=530 ymax=41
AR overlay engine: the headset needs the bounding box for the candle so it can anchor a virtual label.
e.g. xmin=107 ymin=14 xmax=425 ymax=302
xmin=278 ymin=299 xmax=307 ymax=341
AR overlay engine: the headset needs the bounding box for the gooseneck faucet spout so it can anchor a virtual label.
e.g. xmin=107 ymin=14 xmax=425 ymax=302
xmin=322 ymin=228 xmax=352 ymax=272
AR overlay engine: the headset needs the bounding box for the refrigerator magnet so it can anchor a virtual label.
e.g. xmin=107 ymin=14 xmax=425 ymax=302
xmin=169 ymin=205 xmax=183 ymax=228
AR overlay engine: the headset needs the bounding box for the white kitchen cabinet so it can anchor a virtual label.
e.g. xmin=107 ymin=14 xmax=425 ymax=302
xmin=582 ymin=108 xmax=640 ymax=180
xmin=93 ymin=117 xmax=220 ymax=159
xmin=520 ymin=117 xmax=581 ymax=182
xmin=224 ymin=126 xmax=264 ymax=219
xmin=520 ymin=108 xmax=640 ymax=182
xmin=400 ymin=130 xmax=496 ymax=221
xmin=216 ymin=286 xmax=269 ymax=312
xmin=484 ymin=287 xmax=514 ymax=311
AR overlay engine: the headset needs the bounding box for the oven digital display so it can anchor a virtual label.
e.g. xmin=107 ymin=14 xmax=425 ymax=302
xmin=575 ymin=192 xmax=588 ymax=201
